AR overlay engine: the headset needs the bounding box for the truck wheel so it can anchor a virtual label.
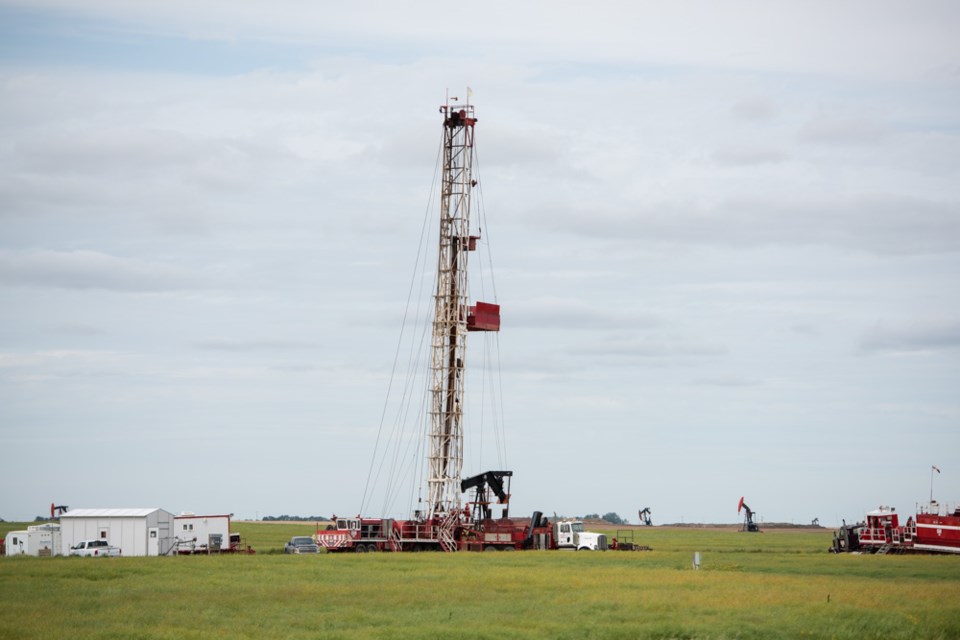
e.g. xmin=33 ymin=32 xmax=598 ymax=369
xmin=366 ymin=544 xmax=380 ymax=552
xmin=354 ymin=545 xmax=367 ymax=553
xmin=483 ymin=545 xmax=498 ymax=552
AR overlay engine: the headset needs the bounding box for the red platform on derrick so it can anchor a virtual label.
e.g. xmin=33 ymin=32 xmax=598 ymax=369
xmin=467 ymin=302 xmax=500 ymax=332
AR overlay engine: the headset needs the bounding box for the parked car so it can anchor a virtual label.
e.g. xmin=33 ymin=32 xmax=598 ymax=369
xmin=69 ymin=540 xmax=121 ymax=557
xmin=284 ymin=536 xmax=319 ymax=554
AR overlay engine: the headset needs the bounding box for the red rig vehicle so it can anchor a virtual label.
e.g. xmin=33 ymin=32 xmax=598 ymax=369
xmin=316 ymin=471 xmax=609 ymax=553
xmin=832 ymin=501 xmax=960 ymax=554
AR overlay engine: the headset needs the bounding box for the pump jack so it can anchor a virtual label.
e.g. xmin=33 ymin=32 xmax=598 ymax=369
xmin=461 ymin=471 xmax=512 ymax=525
xmin=638 ymin=507 xmax=652 ymax=526
xmin=737 ymin=496 xmax=761 ymax=532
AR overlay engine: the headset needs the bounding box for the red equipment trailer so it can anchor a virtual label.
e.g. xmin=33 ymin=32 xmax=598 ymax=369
xmin=317 ymin=471 xmax=559 ymax=552
xmin=834 ymin=502 xmax=960 ymax=554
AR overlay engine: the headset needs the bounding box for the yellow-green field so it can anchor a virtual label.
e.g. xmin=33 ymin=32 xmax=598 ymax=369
xmin=2 ymin=522 xmax=958 ymax=639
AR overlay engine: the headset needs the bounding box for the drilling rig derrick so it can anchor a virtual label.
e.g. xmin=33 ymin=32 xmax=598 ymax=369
xmin=427 ymin=101 xmax=500 ymax=521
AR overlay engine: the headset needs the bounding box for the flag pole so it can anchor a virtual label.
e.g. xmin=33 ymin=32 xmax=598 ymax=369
xmin=930 ymin=465 xmax=940 ymax=503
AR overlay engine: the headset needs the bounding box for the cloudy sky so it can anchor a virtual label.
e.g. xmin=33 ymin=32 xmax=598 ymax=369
xmin=1 ymin=1 xmax=958 ymax=527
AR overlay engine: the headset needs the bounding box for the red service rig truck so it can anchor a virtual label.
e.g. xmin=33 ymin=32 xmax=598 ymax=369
xmin=316 ymin=471 xmax=608 ymax=552
xmin=832 ymin=502 xmax=960 ymax=555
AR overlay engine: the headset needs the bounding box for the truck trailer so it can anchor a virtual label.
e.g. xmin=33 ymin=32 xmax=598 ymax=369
xmin=3 ymin=523 xmax=61 ymax=557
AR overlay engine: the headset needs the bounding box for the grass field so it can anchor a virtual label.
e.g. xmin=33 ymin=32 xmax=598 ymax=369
xmin=2 ymin=522 xmax=958 ymax=639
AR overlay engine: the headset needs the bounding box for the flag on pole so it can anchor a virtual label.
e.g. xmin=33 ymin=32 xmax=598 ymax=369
xmin=932 ymin=465 xmax=941 ymax=473
xmin=467 ymin=86 xmax=473 ymax=98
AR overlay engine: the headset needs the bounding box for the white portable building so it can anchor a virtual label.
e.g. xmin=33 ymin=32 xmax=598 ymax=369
xmin=172 ymin=513 xmax=233 ymax=553
xmin=60 ymin=508 xmax=175 ymax=556
xmin=4 ymin=523 xmax=61 ymax=556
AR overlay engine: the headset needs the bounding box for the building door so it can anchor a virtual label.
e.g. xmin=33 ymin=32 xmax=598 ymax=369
xmin=148 ymin=528 xmax=159 ymax=555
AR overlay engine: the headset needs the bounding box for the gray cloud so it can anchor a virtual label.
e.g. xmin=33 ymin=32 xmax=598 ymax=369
xmin=860 ymin=321 xmax=960 ymax=354
xmin=711 ymin=146 xmax=787 ymax=166
xmin=191 ymin=338 xmax=319 ymax=351
xmin=799 ymin=115 xmax=889 ymax=146
xmin=731 ymin=97 xmax=778 ymax=121
xmin=567 ymin=338 xmax=725 ymax=361
xmin=693 ymin=376 xmax=762 ymax=387
xmin=9 ymin=0 xmax=959 ymax=81
xmin=0 ymin=249 xmax=207 ymax=292
xmin=509 ymin=298 xmax=661 ymax=331
xmin=535 ymin=194 xmax=960 ymax=255
xmin=10 ymin=124 xmax=295 ymax=193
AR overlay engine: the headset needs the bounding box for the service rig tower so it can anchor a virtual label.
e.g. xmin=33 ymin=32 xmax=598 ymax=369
xmin=426 ymin=99 xmax=500 ymax=521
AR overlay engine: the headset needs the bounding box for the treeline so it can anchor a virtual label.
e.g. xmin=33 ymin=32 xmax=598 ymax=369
xmin=582 ymin=512 xmax=628 ymax=525
xmin=261 ymin=515 xmax=331 ymax=522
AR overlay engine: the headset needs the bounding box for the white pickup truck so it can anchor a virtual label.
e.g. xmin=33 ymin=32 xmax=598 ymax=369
xmin=69 ymin=540 xmax=122 ymax=557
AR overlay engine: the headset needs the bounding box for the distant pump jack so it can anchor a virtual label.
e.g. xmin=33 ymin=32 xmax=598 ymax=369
xmin=737 ymin=496 xmax=761 ymax=533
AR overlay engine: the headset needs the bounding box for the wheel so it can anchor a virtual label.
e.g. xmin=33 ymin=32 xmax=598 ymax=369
xmin=483 ymin=545 xmax=498 ymax=552
xmin=366 ymin=544 xmax=380 ymax=552
xmin=502 ymin=546 xmax=515 ymax=552
xmin=354 ymin=544 xmax=367 ymax=553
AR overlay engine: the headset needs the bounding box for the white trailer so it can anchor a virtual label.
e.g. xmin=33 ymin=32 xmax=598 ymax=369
xmin=172 ymin=513 xmax=235 ymax=553
xmin=59 ymin=508 xmax=175 ymax=556
xmin=4 ymin=523 xmax=62 ymax=556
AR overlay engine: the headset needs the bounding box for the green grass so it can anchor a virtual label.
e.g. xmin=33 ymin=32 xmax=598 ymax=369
xmin=231 ymin=521 xmax=318 ymax=553
xmin=2 ymin=525 xmax=958 ymax=639
xmin=0 ymin=521 xmax=33 ymax=539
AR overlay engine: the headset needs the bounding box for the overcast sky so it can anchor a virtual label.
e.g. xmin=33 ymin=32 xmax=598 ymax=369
xmin=1 ymin=1 xmax=958 ymax=527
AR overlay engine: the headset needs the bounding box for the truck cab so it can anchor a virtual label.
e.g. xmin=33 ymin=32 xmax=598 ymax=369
xmin=553 ymin=520 xmax=608 ymax=551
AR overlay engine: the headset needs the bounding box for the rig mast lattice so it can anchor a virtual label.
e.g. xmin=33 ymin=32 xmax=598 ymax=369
xmin=426 ymin=99 xmax=499 ymax=519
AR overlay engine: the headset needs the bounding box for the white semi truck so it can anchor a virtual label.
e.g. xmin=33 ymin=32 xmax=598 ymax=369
xmin=553 ymin=520 xmax=608 ymax=550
